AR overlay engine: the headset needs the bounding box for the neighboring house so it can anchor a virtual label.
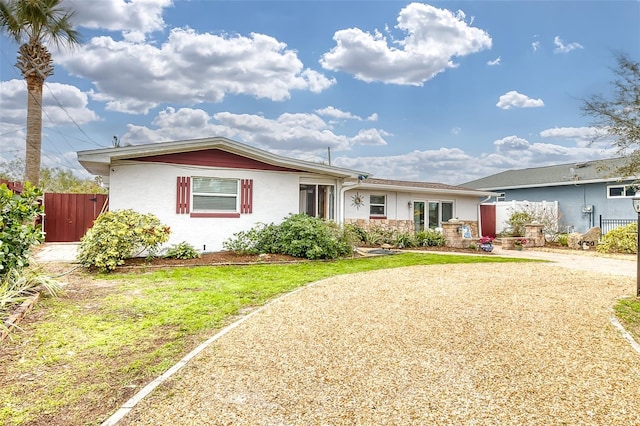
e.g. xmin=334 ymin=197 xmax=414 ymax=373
xmin=462 ymin=157 xmax=639 ymax=234
xmin=77 ymin=137 xmax=495 ymax=251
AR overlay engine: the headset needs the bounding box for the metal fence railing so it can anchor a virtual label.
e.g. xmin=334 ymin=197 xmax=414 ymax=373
xmin=599 ymin=216 xmax=636 ymax=235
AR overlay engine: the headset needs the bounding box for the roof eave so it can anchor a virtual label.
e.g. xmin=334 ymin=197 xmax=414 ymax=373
xmin=474 ymin=177 xmax=631 ymax=191
xmin=77 ymin=137 xmax=367 ymax=178
xmin=348 ymin=183 xmax=499 ymax=197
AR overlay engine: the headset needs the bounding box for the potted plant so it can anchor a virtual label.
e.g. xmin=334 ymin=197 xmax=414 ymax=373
xmin=514 ymin=237 xmax=527 ymax=250
xmin=478 ymin=236 xmax=494 ymax=252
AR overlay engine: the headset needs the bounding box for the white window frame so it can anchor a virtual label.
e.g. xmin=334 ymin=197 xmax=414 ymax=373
xmin=607 ymin=184 xmax=637 ymax=199
xmin=192 ymin=177 xmax=239 ymax=213
xmin=369 ymin=194 xmax=386 ymax=217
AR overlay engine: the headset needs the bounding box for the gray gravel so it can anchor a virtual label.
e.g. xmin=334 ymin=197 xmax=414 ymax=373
xmin=118 ymin=261 xmax=640 ymax=425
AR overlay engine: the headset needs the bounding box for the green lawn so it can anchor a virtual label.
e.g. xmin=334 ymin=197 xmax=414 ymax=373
xmin=0 ymin=253 xmax=531 ymax=425
xmin=614 ymin=297 xmax=640 ymax=343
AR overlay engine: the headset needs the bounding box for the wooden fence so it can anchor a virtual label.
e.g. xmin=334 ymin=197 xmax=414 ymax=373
xmin=43 ymin=193 xmax=108 ymax=242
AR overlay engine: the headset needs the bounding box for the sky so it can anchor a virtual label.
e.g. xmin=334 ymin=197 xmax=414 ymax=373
xmin=0 ymin=0 xmax=639 ymax=185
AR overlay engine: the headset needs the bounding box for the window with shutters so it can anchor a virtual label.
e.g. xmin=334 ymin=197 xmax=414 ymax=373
xmin=177 ymin=176 xmax=253 ymax=218
xmin=192 ymin=177 xmax=238 ymax=212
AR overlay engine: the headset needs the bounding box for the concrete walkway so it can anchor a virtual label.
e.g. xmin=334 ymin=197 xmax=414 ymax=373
xmin=490 ymin=246 xmax=636 ymax=277
xmin=33 ymin=243 xmax=79 ymax=263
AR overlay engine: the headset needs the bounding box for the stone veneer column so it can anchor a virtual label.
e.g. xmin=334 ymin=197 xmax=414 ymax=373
xmin=524 ymin=224 xmax=545 ymax=247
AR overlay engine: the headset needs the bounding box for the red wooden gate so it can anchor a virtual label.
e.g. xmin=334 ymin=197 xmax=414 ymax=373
xmin=479 ymin=204 xmax=496 ymax=238
xmin=43 ymin=193 xmax=108 ymax=242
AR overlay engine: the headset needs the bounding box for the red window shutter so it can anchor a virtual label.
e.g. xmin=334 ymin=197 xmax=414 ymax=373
xmin=240 ymin=179 xmax=253 ymax=214
xmin=176 ymin=176 xmax=191 ymax=214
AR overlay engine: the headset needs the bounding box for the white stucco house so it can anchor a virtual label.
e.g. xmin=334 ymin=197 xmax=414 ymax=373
xmin=77 ymin=137 xmax=496 ymax=251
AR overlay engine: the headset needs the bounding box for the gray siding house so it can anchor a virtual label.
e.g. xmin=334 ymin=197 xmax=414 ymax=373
xmin=461 ymin=158 xmax=639 ymax=234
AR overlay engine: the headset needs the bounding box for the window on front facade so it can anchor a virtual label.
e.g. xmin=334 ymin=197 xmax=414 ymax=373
xmin=370 ymin=195 xmax=386 ymax=216
xmin=299 ymin=184 xmax=335 ymax=219
xmin=428 ymin=201 xmax=454 ymax=228
xmin=192 ymin=177 xmax=238 ymax=212
xmin=607 ymin=184 xmax=637 ymax=199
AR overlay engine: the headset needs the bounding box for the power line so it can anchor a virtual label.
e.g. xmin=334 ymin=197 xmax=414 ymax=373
xmin=43 ymin=81 xmax=103 ymax=148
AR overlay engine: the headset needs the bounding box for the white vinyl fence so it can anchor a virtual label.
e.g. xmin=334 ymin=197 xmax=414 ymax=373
xmin=494 ymin=200 xmax=559 ymax=235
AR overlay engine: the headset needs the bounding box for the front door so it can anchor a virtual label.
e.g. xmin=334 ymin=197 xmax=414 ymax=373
xmin=413 ymin=201 xmax=425 ymax=232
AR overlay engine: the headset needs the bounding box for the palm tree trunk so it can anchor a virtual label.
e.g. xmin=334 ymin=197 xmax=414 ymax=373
xmin=24 ymin=74 xmax=43 ymax=185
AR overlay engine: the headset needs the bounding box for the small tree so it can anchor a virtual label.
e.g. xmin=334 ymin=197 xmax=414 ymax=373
xmin=503 ymin=210 xmax=534 ymax=237
xmin=582 ymin=53 xmax=640 ymax=177
xmin=518 ymin=203 xmax=563 ymax=242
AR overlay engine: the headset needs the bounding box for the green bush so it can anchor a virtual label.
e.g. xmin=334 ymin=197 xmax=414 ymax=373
xmin=557 ymin=233 xmax=569 ymax=247
xmin=345 ymin=223 xmax=367 ymax=243
xmin=164 ymin=242 xmax=200 ymax=259
xmin=415 ymin=229 xmax=446 ymax=247
xmin=597 ymin=223 xmax=637 ymax=254
xmin=77 ymin=209 xmax=170 ymax=272
xmin=394 ymin=232 xmax=417 ymax=248
xmin=0 ymin=183 xmax=44 ymax=277
xmin=505 ymin=211 xmax=534 ymax=237
xmin=224 ymin=214 xmax=354 ymax=260
xmin=222 ymin=222 xmax=277 ymax=255
xmin=364 ymin=226 xmax=396 ymax=246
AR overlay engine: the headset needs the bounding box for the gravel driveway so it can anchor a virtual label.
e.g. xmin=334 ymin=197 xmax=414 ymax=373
xmin=111 ymin=255 xmax=640 ymax=426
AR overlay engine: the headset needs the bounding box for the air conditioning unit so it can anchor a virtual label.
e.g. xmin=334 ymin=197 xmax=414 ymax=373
xmin=581 ymin=205 xmax=593 ymax=213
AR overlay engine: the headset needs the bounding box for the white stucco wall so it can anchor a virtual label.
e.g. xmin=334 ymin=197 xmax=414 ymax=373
xmin=343 ymin=188 xmax=481 ymax=224
xmin=108 ymin=161 xmax=311 ymax=252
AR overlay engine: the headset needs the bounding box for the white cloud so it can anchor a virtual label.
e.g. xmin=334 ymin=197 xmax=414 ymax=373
xmin=496 ymin=90 xmax=544 ymax=110
xmin=553 ymin=36 xmax=583 ymax=54
xmin=121 ymin=107 xmax=390 ymax=153
xmin=451 ymin=127 xmax=461 ymax=135
xmin=320 ymin=3 xmax=492 ymax=85
xmin=367 ymin=113 xmax=379 ymax=122
xmin=0 ymin=79 xmax=99 ymax=127
xmin=315 ymin=106 xmax=362 ymax=121
xmin=68 ymin=0 xmax=172 ymax=34
xmin=532 ymin=41 xmax=541 ymax=52
xmin=487 ymin=57 xmax=501 ymax=66
xmin=59 ymin=29 xmax=335 ymax=114
xmin=539 ymin=126 xmax=607 ymax=147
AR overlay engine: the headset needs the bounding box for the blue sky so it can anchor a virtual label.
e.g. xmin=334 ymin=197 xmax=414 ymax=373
xmin=1 ymin=0 xmax=638 ymax=184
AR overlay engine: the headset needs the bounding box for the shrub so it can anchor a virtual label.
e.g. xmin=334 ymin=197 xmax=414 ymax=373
xmin=269 ymin=214 xmax=353 ymax=259
xmin=597 ymin=223 xmax=637 ymax=254
xmin=223 ymin=222 xmax=278 ymax=255
xmin=557 ymin=234 xmax=569 ymax=247
xmin=504 ymin=211 xmax=534 ymax=237
xmin=0 ymin=183 xmax=44 ymax=278
xmin=164 ymin=242 xmax=200 ymax=259
xmin=77 ymin=210 xmax=170 ymax=272
xmin=345 ymin=223 xmax=367 ymax=243
xmin=364 ymin=226 xmax=396 ymax=246
xmin=1 ymin=267 xmax=62 ymax=325
xmin=395 ymin=232 xmax=417 ymax=248
xmin=224 ymin=214 xmax=354 ymax=260
xmin=415 ymin=229 xmax=446 ymax=247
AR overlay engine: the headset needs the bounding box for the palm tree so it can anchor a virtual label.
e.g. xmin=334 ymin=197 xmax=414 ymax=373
xmin=0 ymin=0 xmax=79 ymax=185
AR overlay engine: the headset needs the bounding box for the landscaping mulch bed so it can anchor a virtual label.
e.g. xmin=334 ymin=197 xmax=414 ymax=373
xmin=119 ymin=246 xmax=492 ymax=269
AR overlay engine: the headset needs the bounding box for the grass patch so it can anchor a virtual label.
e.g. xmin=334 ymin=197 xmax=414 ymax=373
xmin=614 ymin=297 xmax=640 ymax=343
xmin=0 ymin=253 xmax=531 ymax=425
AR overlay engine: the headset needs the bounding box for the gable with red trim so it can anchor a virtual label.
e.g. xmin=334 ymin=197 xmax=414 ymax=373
xmin=135 ymin=149 xmax=302 ymax=172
